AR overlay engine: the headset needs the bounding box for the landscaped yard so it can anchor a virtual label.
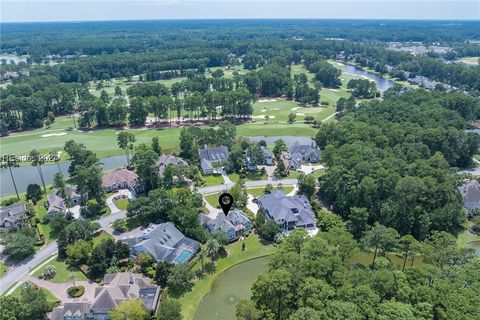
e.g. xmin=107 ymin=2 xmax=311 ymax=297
xmin=202 ymin=175 xmax=225 ymax=186
xmin=204 ymin=192 xmax=222 ymax=208
xmin=35 ymin=198 xmax=58 ymax=245
xmin=177 ymin=234 xmax=275 ymax=320
xmin=92 ymin=231 xmax=114 ymax=248
xmin=32 ymin=257 xmax=87 ymax=284
xmin=456 ymin=221 xmax=480 ymax=248
xmin=246 ymin=185 xmax=294 ymax=197
xmin=11 ymin=285 xmax=59 ymax=307
xmin=113 ymin=198 xmax=129 ymax=211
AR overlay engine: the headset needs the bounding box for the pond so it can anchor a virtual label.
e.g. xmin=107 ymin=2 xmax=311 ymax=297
xmin=466 ymin=240 xmax=480 ymax=256
xmin=343 ymin=65 xmax=396 ymax=92
xmin=0 ymin=155 xmax=127 ymax=198
xmin=194 ymin=256 xmax=270 ymax=320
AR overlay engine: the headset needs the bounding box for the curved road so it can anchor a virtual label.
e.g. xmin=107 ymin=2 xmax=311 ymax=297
xmin=0 ymin=178 xmax=298 ymax=294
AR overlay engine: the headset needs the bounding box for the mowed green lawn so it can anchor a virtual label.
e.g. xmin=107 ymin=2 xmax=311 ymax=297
xmin=32 ymin=257 xmax=87 ymax=284
xmin=252 ymin=98 xmax=335 ymax=123
xmin=458 ymin=57 xmax=479 ymax=65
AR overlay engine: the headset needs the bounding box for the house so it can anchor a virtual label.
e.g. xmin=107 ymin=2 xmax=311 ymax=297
xmin=0 ymin=203 xmax=27 ymax=230
xmin=200 ymin=209 xmax=252 ymax=242
xmin=285 ymin=142 xmax=321 ymax=170
xmin=51 ymin=272 xmax=161 ymax=320
xmin=261 ymin=146 xmax=274 ymax=165
xmin=198 ymin=145 xmax=229 ymax=174
xmin=102 ymin=168 xmax=143 ymax=194
xmin=156 ymin=155 xmax=192 ymax=185
xmin=458 ymin=180 xmax=480 ymax=216
xmin=245 ymin=146 xmax=274 ymax=171
xmin=258 ymin=190 xmax=316 ymax=231
xmin=119 ymin=222 xmax=200 ymax=264
xmin=46 ymin=186 xmax=81 ymax=215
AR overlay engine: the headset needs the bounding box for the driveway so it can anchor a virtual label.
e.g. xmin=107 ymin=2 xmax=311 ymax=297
xmin=25 ymin=275 xmax=98 ymax=303
xmin=106 ymin=189 xmax=133 ymax=214
xmin=246 ymin=195 xmax=259 ymax=215
xmin=197 ymin=178 xmax=298 ymax=195
xmin=297 ymin=164 xmax=325 ymax=175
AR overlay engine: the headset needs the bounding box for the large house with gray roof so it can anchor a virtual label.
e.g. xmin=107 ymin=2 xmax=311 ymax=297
xmin=458 ymin=180 xmax=480 ymax=216
xmin=119 ymin=222 xmax=200 ymax=264
xmin=0 ymin=203 xmax=27 ymax=230
xmin=200 ymin=209 xmax=252 ymax=242
xmin=51 ymin=272 xmax=160 ymax=320
xmin=46 ymin=186 xmax=81 ymax=215
xmin=258 ymin=190 xmax=316 ymax=231
xmin=284 ymin=141 xmax=321 ymax=170
xmin=198 ymin=145 xmax=229 ymax=174
xmin=102 ymin=168 xmax=144 ymax=194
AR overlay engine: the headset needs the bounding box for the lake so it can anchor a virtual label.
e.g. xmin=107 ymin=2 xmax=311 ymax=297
xmin=194 ymin=256 xmax=269 ymax=320
xmin=0 ymin=155 xmax=127 ymax=198
xmin=343 ymin=65 xmax=396 ymax=92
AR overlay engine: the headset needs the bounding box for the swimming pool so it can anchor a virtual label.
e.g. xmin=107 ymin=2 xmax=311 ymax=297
xmin=175 ymin=250 xmax=193 ymax=264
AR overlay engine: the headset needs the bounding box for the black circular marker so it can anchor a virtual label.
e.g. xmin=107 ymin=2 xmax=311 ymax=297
xmin=218 ymin=193 xmax=233 ymax=216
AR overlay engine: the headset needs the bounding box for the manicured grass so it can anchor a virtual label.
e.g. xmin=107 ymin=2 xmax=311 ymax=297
xmin=113 ymin=198 xmax=129 ymax=211
xmin=11 ymin=285 xmax=59 ymax=306
xmin=237 ymin=123 xmax=317 ymax=137
xmin=35 ymin=198 xmax=57 ymax=245
xmin=247 ymin=185 xmax=294 ymax=197
xmin=202 ymin=175 xmax=225 ymax=187
xmin=32 ymin=257 xmax=87 ymax=284
xmin=458 ymin=57 xmax=479 ymax=65
xmin=456 ymin=221 xmax=480 ymax=248
xmin=228 ymin=173 xmax=240 ymax=182
xmin=0 ymin=263 xmax=7 ymax=278
xmin=92 ymin=231 xmax=114 ymax=248
xmin=177 ymin=234 xmax=275 ymax=320
xmin=204 ymin=192 xmax=222 ymax=208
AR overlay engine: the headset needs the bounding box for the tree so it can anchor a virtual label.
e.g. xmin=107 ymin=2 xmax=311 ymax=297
xmin=3 ymin=230 xmax=36 ymax=261
xmin=129 ymin=97 xmax=148 ymax=126
xmin=361 ymin=223 xmax=399 ymax=268
xmin=132 ymin=148 xmax=159 ymax=191
xmin=66 ymin=239 xmax=92 ymax=266
xmin=26 ymin=183 xmax=43 ymax=204
xmin=108 ymin=299 xmax=150 ymax=320
xmin=155 ymin=261 xmax=173 ymax=287
xmin=236 ymin=300 xmax=260 ymax=320
xmin=398 ymin=235 xmax=419 ymax=271
xmin=1 ymin=155 xmax=20 ymax=199
xmin=257 ymin=220 xmax=281 ymax=242
xmin=115 ymin=86 xmax=123 ymax=97
xmin=117 ymin=131 xmax=136 ymax=165
xmin=53 ymin=172 xmax=67 ymax=198
xmin=157 ymin=297 xmax=183 ymax=320
xmin=347 ymin=207 xmax=369 ymax=239
xmin=273 ymin=139 xmax=287 ymax=158
xmin=298 ymin=174 xmax=316 ymax=199
xmin=49 ymin=212 xmax=69 ymax=233
xmin=29 ymin=149 xmax=47 ymax=194
xmin=18 ymin=282 xmax=50 ymax=320
xmin=67 ymin=272 xmax=79 ymax=288
xmin=152 ymin=136 xmax=162 ymax=156
xmin=230 ymin=180 xmax=248 ymax=208
xmin=167 ymin=264 xmax=193 ymax=295
xmin=205 ymin=238 xmax=220 ymax=262
xmin=309 ymin=60 xmax=341 ymax=88
xmin=287 ymin=112 xmax=296 ymax=124
xmin=0 ymin=295 xmax=25 ymax=320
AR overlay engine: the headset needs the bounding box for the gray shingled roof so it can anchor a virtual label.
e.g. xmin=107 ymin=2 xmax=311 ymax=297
xmin=258 ymin=190 xmax=316 ymax=227
xmin=0 ymin=203 xmax=27 ymax=227
xmin=198 ymin=146 xmax=229 ymax=162
xmin=156 ymin=155 xmax=187 ymax=175
xmin=458 ymin=180 xmax=480 ymax=212
xmin=289 ymin=141 xmax=320 ymax=163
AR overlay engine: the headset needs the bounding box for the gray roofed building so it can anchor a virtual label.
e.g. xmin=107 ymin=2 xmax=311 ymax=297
xmin=258 ymin=190 xmax=316 ymax=231
xmin=198 ymin=145 xmax=229 ymax=174
xmin=0 ymin=203 xmax=27 ymax=230
xmin=458 ymin=180 xmax=480 ymax=216
xmin=119 ymin=222 xmax=200 ymax=264
xmin=47 ymin=186 xmax=81 ymax=215
xmin=156 ymin=155 xmax=188 ymax=176
xmin=102 ymin=168 xmax=144 ymax=194
xmin=200 ymin=209 xmax=252 ymax=242
xmin=51 ymin=272 xmax=160 ymax=320
xmin=287 ymin=141 xmax=321 ymax=169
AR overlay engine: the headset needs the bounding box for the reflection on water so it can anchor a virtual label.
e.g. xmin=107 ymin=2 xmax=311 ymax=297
xmin=0 ymin=155 xmax=127 ymax=197
xmin=343 ymin=65 xmax=396 ymax=92
xmin=194 ymin=256 xmax=269 ymax=320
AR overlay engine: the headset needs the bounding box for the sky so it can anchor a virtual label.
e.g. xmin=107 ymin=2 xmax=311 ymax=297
xmin=1 ymin=0 xmax=479 ymax=22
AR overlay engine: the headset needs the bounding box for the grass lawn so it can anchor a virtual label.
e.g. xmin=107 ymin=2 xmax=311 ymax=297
xmin=177 ymin=234 xmax=275 ymax=320
xmin=228 ymin=173 xmax=240 ymax=182
xmin=35 ymin=198 xmax=58 ymax=245
xmin=458 ymin=57 xmax=479 ymax=65
xmin=92 ymin=231 xmax=114 ymax=248
xmin=113 ymin=198 xmax=129 ymax=211
xmin=202 ymin=175 xmax=225 ymax=186
xmin=456 ymin=221 xmax=480 ymax=248
xmin=237 ymin=123 xmax=317 ymax=137
xmin=204 ymin=192 xmax=222 ymax=208
xmin=0 ymin=263 xmax=7 ymax=278
xmin=11 ymin=285 xmax=59 ymax=306
xmin=357 ymin=252 xmax=424 ymax=269
xmin=32 ymin=257 xmax=87 ymax=284
xmin=247 ymin=185 xmax=294 ymax=197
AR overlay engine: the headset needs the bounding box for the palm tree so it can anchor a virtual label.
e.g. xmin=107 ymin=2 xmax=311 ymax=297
xmin=197 ymin=250 xmax=206 ymax=275
xmin=1 ymin=155 xmax=20 ymax=199
xmin=49 ymin=150 xmax=62 ymax=172
xmin=205 ymin=238 xmax=220 ymax=265
xmin=30 ymin=149 xmax=47 ymax=194
xmin=67 ymin=272 xmax=79 ymax=289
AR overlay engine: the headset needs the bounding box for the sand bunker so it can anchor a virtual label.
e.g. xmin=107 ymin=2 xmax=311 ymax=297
xmin=41 ymin=132 xmax=67 ymax=138
xmin=258 ymin=99 xmax=278 ymax=103
xmin=253 ymin=115 xmax=276 ymax=119
xmin=291 ymin=107 xmax=301 ymax=111
xmin=296 ymin=113 xmax=305 ymax=116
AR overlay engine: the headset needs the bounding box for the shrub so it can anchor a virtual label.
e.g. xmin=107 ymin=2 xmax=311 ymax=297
xmin=112 ymin=219 xmax=128 ymax=232
xmin=320 ymin=101 xmax=330 ymax=106
xmin=1 ymin=198 xmax=18 ymax=206
xmin=67 ymin=286 xmax=85 ymax=298
xmin=41 ymin=265 xmax=57 ymax=280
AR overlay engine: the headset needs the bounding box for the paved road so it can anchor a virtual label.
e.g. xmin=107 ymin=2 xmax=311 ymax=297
xmin=197 ymin=178 xmax=298 ymax=195
xmin=0 ymin=209 xmax=126 ymax=295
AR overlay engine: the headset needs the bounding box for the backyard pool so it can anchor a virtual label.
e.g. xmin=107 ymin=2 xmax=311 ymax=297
xmin=175 ymin=250 xmax=193 ymax=264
